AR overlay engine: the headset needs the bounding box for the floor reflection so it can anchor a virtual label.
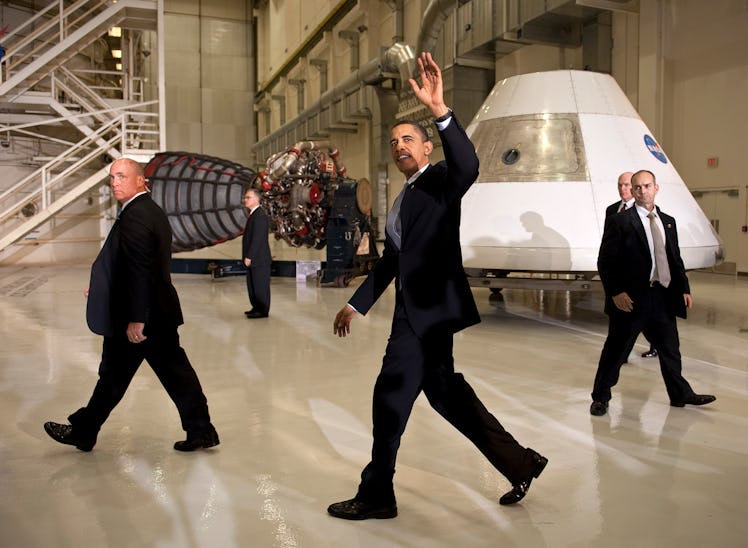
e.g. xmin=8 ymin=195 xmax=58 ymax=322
xmin=0 ymin=267 xmax=746 ymax=547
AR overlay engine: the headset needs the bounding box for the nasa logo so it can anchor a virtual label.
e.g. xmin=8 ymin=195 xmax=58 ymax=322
xmin=644 ymin=134 xmax=668 ymax=164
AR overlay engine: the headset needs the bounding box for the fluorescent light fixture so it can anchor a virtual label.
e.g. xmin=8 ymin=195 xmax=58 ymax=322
xmin=115 ymin=63 xmax=122 ymax=71
xmin=111 ymin=49 xmax=122 ymax=59
xmin=108 ymin=27 xmax=122 ymax=37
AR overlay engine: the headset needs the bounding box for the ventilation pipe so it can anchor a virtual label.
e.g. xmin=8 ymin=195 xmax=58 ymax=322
xmin=416 ymin=0 xmax=468 ymax=54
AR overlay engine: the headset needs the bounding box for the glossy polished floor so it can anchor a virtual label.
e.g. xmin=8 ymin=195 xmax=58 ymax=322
xmin=1 ymin=265 xmax=747 ymax=547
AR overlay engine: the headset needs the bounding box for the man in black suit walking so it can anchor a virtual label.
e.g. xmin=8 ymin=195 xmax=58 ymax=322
xmin=590 ymin=169 xmax=716 ymax=416
xmin=326 ymin=52 xmax=547 ymax=521
xmin=44 ymin=158 xmax=219 ymax=452
xmin=606 ymin=171 xmax=658 ymax=360
xmin=242 ymin=188 xmax=271 ymax=318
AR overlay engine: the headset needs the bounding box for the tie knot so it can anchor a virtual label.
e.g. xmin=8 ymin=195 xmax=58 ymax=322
xmin=648 ymin=211 xmax=656 ymax=220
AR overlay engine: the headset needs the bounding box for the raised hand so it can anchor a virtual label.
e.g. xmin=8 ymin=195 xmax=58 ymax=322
xmin=408 ymin=51 xmax=450 ymax=119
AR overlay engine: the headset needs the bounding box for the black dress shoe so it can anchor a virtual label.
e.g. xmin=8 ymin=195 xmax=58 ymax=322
xmin=499 ymin=449 xmax=548 ymax=505
xmin=327 ymin=498 xmax=397 ymax=520
xmin=670 ymin=394 xmax=716 ymax=408
xmin=246 ymin=311 xmax=268 ymax=318
xmin=44 ymin=422 xmax=96 ymax=452
xmin=244 ymin=310 xmax=255 ymax=316
xmin=174 ymin=428 xmax=220 ymax=452
xmin=641 ymin=348 xmax=658 ymax=358
xmin=590 ymin=400 xmax=609 ymax=416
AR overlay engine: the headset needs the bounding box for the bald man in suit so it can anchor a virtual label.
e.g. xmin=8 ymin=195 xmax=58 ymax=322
xmin=44 ymin=158 xmax=218 ymax=451
xmin=590 ymin=169 xmax=715 ymax=416
xmin=606 ymin=171 xmax=657 ymax=361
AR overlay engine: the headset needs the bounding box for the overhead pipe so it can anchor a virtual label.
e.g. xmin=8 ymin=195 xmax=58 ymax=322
xmin=416 ymin=0 xmax=469 ymax=55
xmin=253 ymin=42 xmax=415 ymax=155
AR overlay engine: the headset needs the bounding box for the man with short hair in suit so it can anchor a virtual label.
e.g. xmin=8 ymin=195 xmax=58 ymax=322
xmin=326 ymin=52 xmax=547 ymax=521
xmin=44 ymin=158 xmax=219 ymax=452
xmin=605 ymin=171 xmax=635 ymax=217
xmin=242 ymin=188 xmax=271 ymax=318
xmin=590 ymin=169 xmax=716 ymax=416
xmin=606 ymin=171 xmax=658 ymax=360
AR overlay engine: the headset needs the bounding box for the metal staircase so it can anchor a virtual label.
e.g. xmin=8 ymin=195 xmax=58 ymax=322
xmin=0 ymin=0 xmax=161 ymax=255
xmin=0 ymin=0 xmax=158 ymax=99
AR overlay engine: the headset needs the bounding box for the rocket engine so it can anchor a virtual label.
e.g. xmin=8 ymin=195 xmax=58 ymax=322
xmin=144 ymin=146 xmax=378 ymax=286
xmin=258 ymin=141 xmax=378 ymax=285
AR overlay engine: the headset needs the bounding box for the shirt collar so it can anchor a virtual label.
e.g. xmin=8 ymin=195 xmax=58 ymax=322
xmin=406 ymin=164 xmax=430 ymax=186
xmin=635 ymin=203 xmax=656 ymax=219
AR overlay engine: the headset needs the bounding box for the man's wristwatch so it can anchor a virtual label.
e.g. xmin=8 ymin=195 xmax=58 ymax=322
xmin=434 ymin=109 xmax=453 ymax=123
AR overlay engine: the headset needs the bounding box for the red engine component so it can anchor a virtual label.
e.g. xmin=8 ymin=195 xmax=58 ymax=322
xmin=259 ymin=140 xmax=351 ymax=249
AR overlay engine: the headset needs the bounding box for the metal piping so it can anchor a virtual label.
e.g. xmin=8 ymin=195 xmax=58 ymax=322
xmin=253 ymin=42 xmax=414 ymax=155
xmin=386 ymin=0 xmax=404 ymax=44
xmin=416 ymin=0 xmax=466 ymax=55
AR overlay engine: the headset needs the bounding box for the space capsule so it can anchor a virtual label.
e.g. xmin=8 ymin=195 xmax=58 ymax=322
xmin=460 ymin=70 xmax=723 ymax=285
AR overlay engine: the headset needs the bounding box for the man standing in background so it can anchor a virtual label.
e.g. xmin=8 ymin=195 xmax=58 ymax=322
xmin=242 ymin=188 xmax=272 ymax=318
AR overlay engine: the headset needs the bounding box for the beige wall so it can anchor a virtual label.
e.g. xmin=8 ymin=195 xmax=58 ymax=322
xmin=658 ymin=0 xmax=748 ymax=272
xmin=164 ymin=0 xmax=253 ymax=166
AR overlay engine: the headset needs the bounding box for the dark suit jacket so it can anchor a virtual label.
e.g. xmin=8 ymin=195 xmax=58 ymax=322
xmin=349 ymin=115 xmax=481 ymax=338
xmin=87 ymin=193 xmax=183 ymax=337
xmin=242 ymin=206 xmax=271 ymax=267
xmin=605 ymin=201 xmax=624 ymax=218
xmin=597 ymin=206 xmax=690 ymax=319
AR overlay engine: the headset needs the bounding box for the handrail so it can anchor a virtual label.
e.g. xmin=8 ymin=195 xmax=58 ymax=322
xmin=0 ymin=1 xmax=57 ymax=43
xmin=0 ymin=0 xmax=105 ymax=81
xmin=0 ymin=115 xmax=121 ymax=205
xmin=0 ymin=99 xmax=159 ymax=134
xmin=51 ymin=68 xmax=117 ymax=126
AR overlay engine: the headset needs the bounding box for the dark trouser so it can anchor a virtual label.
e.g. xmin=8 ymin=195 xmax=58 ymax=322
xmin=357 ymin=295 xmax=532 ymax=503
xmin=592 ymin=284 xmax=694 ymax=403
xmin=621 ymin=331 xmax=656 ymax=363
xmin=69 ymin=327 xmax=213 ymax=438
xmin=246 ymin=263 xmax=271 ymax=314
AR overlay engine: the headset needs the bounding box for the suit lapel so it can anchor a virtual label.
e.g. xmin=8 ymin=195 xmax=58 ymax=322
xmin=399 ymin=165 xmax=432 ymax=241
xmin=628 ymin=208 xmax=648 ymax=251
